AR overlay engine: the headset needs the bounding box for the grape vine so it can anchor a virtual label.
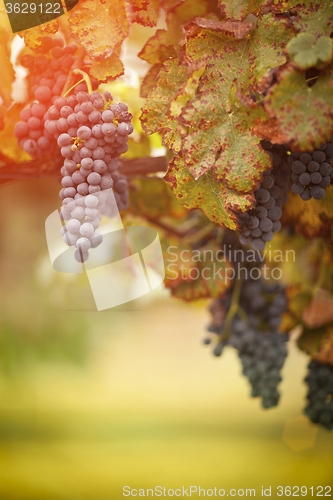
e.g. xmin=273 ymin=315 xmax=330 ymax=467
xmin=0 ymin=0 xmax=333 ymax=431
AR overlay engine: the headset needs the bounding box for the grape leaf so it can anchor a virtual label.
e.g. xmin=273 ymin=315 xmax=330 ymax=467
xmin=89 ymin=53 xmax=124 ymax=82
xmin=0 ymin=34 xmax=14 ymax=107
xmin=127 ymin=0 xmax=159 ymax=27
xmin=160 ymin=0 xmax=185 ymax=9
xmin=18 ymin=20 xmax=59 ymax=51
xmin=179 ymin=90 xmax=271 ymax=190
xmin=282 ymin=187 xmax=333 ymax=239
xmin=294 ymin=2 xmax=333 ymax=41
xmin=140 ymin=59 xmax=188 ymax=150
xmin=265 ymin=65 xmax=333 ymax=151
xmin=166 ymin=0 xmax=216 ymax=45
xmin=302 ymin=291 xmax=333 ymax=329
xmin=298 ymin=325 xmax=333 ymax=366
xmin=182 ymin=14 xmax=292 ymax=104
xmin=69 ymin=0 xmax=129 ymax=61
xmin=129 ymin=178 xmax=188 ymax=220
xmin=184 ymin=17 xmax=254 ymax=40
xmin=165 ymin=155 xmax=254 ymax=229
xmin=164 ymin=241 xmax=233 ymax=301
xmin=140 ymin=64 xmax=162 ymax=98
xmin=287 ymin=34 xmax=333 ymax=69
xmin=138 ymin=29 xmax=177 ymax=64
xmin=218 ymin=0 xmax=264 ymax=21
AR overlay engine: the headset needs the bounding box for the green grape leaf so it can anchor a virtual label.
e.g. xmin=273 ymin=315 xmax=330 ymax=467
xmin=89 ymin=53 xmax=124 ymax=82
xmin=179 ymin=91 xmax=271 ymax=190
xmin=140 ymin=59 xmax=188 ymax=151
xmin=165 ymin=155 xmax=253 ymax=229
xmin=294 ymin=2 xmax=333 ymax=41
xmin=164 ymin=241 xmax=233 ymax=301
xmin=129 ymin=178 xmax=188 ymax=220
xmin=127 ymin=0 xmax=159 ymax=27
xmin=182 ymin=14 xmax=292 ymax=103
xmin=138 ymin=29 xmax=177 ymax=65
xmin=287 ymin=33 xmax=333 ymax=69
xmin=298 ymin=323 xmax=333 ymax=366
xmin=218 ymin=0 xmax=264 ymax=21
xmin=265 ymin=65 xmax=333 ymax=151
xmin=69 ymin=0 xmax=129 ymax=61
xmin=184 ymin=17 xmax=254 ymax=40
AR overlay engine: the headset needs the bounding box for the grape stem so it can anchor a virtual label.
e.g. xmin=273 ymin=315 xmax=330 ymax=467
xmin=72 ymin=69 xmax=93 ymax=95
xmin=61 ymin=47 xmax=87 ymax=97
xmin=219 ymin=276 xmax=244 ymax=341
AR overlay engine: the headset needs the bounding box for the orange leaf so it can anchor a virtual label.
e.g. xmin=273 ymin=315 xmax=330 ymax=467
xmin=0 ymin=34 xmax=15 ymax=107
xmin=89 ymin=52 xmax=124 ymax=82
xmin=0 ymin=104 xmax=31 ymax=162
xmin=69 ymin=0 xmax=129 ymax=61
xmin=302 ymin=290 xmax=333 ymax=329
xmin=127 ymin=0 xmax=159 ymax=28
xmin=18 ymin=20 xmax=59 ymax=51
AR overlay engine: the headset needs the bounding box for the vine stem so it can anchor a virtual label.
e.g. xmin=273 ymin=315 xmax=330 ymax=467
xmin=219 ymin=275 xmax=243 ymax=341
xmin=61 ymin=47 xmax=87 ymax=97
xmin=72 ymin=69 xmax=93 ymax=95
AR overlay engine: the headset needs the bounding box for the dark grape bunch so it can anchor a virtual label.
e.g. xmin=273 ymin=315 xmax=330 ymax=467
xmin=14 ymin=35 xmax=98 ymax=158
xmin=289 ymin=139 xmax=333 ymax=200
xmin=304 ymin=360 xmax=333 ymax=430
xmin=51 ymin=90 xmax=132 ymax=263
xmin=238 ymin=143 xmax=290 ymax=252
xmin=205 ymin=277 xmax=289 ymax=409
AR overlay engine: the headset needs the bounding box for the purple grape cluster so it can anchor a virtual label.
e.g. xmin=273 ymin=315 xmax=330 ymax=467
xmin=238 ymin=143 xmax=290 ymax=252
xmin=289 ymin=139 xmax=333 ymax=200
xmin=205 ymin=277 xmax=289 ymax=409
xmin=304 ymin=360 xmax=333 ymax=430
xmin=45 ymin=89 xmax=132 ymax=263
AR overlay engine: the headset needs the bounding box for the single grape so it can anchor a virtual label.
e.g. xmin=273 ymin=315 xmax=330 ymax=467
xmin=87 ymin=172 xmax=101 ymax=186
xmin=85 ymin=137 xmax=98 ymax=150
xmin=299 ymin=172 xmax=311 ymax=185
xmin=255 ymin=189 xmax=270 ymax=203
xmin=57 ymin=133 xmax=71 ymax=147
xmin=80 ymin=223 xmax=95 ymax=238
xmin=252 ymin=238 xmax=266 ymax=252
xmin=35 ymin=85 xmax=52 ymax=103
xmin=85 ymin=194 xmax=99 ymax=208
xmin=93 ymin=160 xmax=107 ymax=174
xmin=310 ymin=172 xmax=322 ymax=184
xmin=77 ymin=126 xmax=92 ymax=141
xmin=76 ymin=237 xmax=91 ymax=252
xmin=74 ymin=249 xmax=89 ymax=263
xmin=77 ymin=182 xmax=89 ymax=196
xmin=312 ymin=151 xmax=326 ymax=163
xmin=311 ymin=185 xmax=325 ymax=200
xmin=300 ymin=188 xmax=311 ymax=201
xmin=67 ymin=219 xmax=81 ymax=233
xmin=291 ymin=182 xmax=304 ymax=194
xmin=259 ymin=218 xmax=273 ymax=232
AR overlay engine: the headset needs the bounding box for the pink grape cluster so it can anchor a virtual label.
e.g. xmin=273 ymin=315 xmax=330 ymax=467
xmin=48 ymin=89 xmax=132 ymax=263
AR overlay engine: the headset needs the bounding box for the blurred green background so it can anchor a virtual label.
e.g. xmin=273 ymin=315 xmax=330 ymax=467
xmin=0 ymin=179 xmax=332 ymax=499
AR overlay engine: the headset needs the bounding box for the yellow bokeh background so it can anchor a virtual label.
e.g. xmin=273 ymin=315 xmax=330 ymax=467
xmin=0 ymin=179 xmax=332 ymax=499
